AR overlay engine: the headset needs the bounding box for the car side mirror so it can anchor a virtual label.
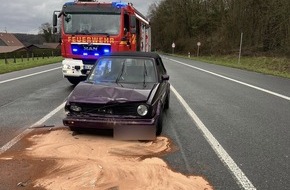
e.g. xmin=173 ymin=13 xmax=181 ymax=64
xmin=162 ymin=74 xmax=169 ymax=81
xmin=53 ymin=13 xmax=58 ymax=27
xmin=53 ymin=11 xmax=60 ymax=34
xmin=53 ymin=27 xmax=57 ymax=34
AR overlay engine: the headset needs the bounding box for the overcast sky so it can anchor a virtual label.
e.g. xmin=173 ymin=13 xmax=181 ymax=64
xmin=0 ymin=0 xmax=158 ymax=34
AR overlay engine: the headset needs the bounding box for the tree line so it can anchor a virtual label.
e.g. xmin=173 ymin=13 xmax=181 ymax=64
xmin=148 ymin=0 xmax=290 ymax=57
xmin=13 ymin=23 xmax=59 ymax=46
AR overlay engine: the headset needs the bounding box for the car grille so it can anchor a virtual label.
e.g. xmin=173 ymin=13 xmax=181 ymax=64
xmin=83 ymin=59 xmax=97 ymax=65
xmin=78 ymin=103 xmax=139 ymax=116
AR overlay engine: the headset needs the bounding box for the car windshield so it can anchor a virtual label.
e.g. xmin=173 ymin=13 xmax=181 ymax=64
xmin=87 ymin=57 xmax=157 ymax=84
xmin=63 ymin=13 xmax=120 ymax=35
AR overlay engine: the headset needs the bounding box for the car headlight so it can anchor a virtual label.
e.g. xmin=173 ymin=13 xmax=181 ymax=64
xmin=137 ymin=105 xmax=148 ymax=116
xmin=70 ymin=104 xmax=82 ymax=112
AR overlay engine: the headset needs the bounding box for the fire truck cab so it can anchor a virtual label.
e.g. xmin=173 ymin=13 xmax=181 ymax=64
xmin=53 ymin=0 xmax=151 ymax=85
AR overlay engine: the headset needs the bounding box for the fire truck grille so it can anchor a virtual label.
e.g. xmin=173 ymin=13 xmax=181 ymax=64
xmin=71 ymin=44 xmax=111 ymax=56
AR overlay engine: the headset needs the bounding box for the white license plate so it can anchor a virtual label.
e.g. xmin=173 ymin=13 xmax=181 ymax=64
xmin=84 ymin=65 xmax=94 ymax=70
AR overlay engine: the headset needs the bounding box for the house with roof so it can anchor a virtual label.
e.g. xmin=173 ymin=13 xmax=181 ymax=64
xmin=25 ymin=43 xmax=61 ymax=57
xmin=0 ymin=32 xmax=26 ymax=53
xmin=43 ymin=43 xmax=61 ymax=49
xmin=26 ymin=43 xmax=60 ymax=51
xmin=26 ymin=44 xmax=52 ymax=51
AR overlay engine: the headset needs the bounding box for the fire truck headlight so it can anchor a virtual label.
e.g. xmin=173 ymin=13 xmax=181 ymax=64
xmin=64 ymin=64 xmax=71 ymax=69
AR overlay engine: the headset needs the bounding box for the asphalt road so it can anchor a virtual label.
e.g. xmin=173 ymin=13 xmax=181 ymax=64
xmin=0 ymin=63 xmax=72 ymax=147
xmin=0 ymin=55 xmax=289 ymax=190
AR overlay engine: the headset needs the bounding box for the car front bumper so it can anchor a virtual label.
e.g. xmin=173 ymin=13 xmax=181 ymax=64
xmin=63 ymin=115 xmax=159 ymax=140
xmin=63 ymin=114 xmax=158 ymax=129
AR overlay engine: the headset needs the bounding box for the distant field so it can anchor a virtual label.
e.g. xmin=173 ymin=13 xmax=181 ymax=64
xmin=0 ymin=56 xmax=63 ymax=74
xmin=175 ymin=54 xmax=290 ymax=79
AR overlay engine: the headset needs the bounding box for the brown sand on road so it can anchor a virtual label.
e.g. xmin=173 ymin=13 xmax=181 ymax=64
xmin=10 ymin=128 xmax=213 ymax=190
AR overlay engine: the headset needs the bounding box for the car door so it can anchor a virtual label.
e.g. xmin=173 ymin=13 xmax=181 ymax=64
xmin=155 ymin=57 xmax=170 ymax=108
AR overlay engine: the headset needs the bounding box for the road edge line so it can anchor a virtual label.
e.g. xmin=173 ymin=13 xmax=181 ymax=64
xmin=167 ymin=57 xmax=290 ymax=101
xmin=0 ymin=66 xmax=62 ymax=84
xmin=0 ymin=102 xmax=65 ymax=155
xmin=171 ymin=85 xmax=256 ymax=190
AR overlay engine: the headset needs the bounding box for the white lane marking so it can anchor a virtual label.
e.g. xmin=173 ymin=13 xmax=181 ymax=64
xmin=0 ymin=102 xmax=65 ymax=155
xmin=171 ymin=85 xmax=256 ymax=190
xmin=166 ymin=57 xmax=290 ymax=101
xmin=0 ymin=67 xmax=62 ymax=84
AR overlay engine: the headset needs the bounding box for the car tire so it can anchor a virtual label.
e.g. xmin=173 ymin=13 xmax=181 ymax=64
xmin=69 ymin=126 xmax=81 ymax=133
xmin=156 ymin=113 xmax=163 ymax=136
xmin=164 ymin=92 xmax=170 ymax=110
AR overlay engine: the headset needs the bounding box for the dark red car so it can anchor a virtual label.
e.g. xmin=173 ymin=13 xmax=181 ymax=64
xmin=63 ymin=52 xmax=170 ymax=139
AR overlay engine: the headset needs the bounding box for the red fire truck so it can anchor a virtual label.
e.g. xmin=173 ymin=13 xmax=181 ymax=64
xmin=53 ymin=0 xmax=151 ymax=85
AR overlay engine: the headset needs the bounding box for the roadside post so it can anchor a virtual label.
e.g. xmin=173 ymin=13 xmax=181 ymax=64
xmin=172 ymin=42 xmax=175 ymax=54
xmin=238 ymin=32 xmax=243 ymax=64
xmin=197 ymin=42 xmax=201 ymax=57
xmin=188 ymin=52 xmax=191 ymax=58
xmin=4 ymin=53 xmax=8 ymax=64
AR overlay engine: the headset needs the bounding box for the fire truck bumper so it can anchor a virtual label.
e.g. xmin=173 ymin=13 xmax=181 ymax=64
xmin=62 ymin=58 xmax=88 ymax=77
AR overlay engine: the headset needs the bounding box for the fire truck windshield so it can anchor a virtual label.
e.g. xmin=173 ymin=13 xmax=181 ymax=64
xmin=64 ymin=13 xmax=120 ymax=35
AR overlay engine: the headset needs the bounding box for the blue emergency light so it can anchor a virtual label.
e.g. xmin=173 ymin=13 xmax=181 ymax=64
xmin=112 ymin=2 xmax=128 ymax=8
xmin=64 ymin=2 xmax=75 ymax=6
xmin=71 ymin=44 xmax=111 ymax=57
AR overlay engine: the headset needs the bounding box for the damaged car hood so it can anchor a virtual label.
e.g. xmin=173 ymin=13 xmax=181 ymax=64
xmin=68 ymin=82 xmax=158 ymax=104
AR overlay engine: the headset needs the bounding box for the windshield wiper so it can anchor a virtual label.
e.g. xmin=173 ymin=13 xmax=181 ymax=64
xmin=143 ymin=62 xmax=147 ymax=87
xmin=85 ymin=80 xmax=94 ymax=84
xmin=95 ymin=32 xmax=110 ymax=37
xmin=115 ymin=61 xmax=125 ymax=87
xmin=75 ymin=32 xmax=92 ymax=35
xmin=72 ymin=30 xmax=92 ymax=35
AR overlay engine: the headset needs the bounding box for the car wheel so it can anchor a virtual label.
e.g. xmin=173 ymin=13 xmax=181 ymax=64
xmin=156 ymin=113 xmax=163 ymax=136
xmin=69 ymin=126 xmax=81 ymax=133
xmin=164 ymin=92 xmax=170 ymax=110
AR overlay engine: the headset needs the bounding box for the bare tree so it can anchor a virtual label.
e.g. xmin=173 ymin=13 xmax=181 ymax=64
xmin=148 ymin=0 xmax=290 ymax=56
xmin=39 ymin=22 xmax=53 ymax=43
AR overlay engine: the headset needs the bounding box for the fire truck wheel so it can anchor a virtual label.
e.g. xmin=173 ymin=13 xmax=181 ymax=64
xmin=67 ymin=77 xmax=86 ymax=85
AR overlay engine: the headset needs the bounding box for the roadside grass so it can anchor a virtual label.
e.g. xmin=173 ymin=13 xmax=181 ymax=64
xmin=175 ymin=54 xmax=290 ymax=79
xmin=1 ymin=54 xmax=290 ymax=79
xmin=0 ymin=56 xmax=63 ymax=74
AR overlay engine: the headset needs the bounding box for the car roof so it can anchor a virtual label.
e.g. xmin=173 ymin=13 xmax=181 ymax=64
xmin=101 ymin=51 xmax=161 ymax=59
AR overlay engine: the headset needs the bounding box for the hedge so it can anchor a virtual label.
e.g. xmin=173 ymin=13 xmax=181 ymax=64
xmin=0 ymin=49 xmax=61 ymax=59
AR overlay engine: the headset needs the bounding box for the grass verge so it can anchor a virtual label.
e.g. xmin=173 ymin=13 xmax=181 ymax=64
xmin=0 ymin=57 xmax=63 ymax=75
xmin=1 ymin=54 xmax=290 ymax=79
xmin=173 ymin=54 xmax=290 ymax=79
